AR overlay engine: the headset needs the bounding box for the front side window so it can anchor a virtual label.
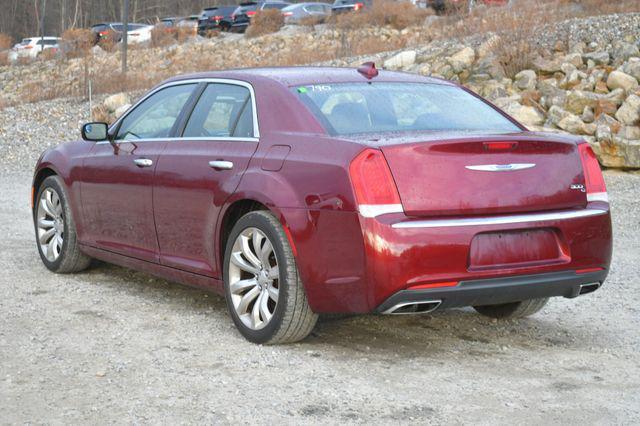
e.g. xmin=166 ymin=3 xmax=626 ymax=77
xmin=183 ymin=83 xmax=253 ymax=138
xmin=116 ymin=84 xmax=196 ymax=140
xmin=294 ymin=82 xmax=520 ymax=135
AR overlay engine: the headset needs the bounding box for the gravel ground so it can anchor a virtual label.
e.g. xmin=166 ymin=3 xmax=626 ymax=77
xmin=1 ymin=143 xmax=640 ymax=422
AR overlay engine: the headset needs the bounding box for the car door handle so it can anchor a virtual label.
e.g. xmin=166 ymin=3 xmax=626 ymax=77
xmin=133 ymin=158 xmax=153 ymax=167
xmin=208 ymin=160 xmax=234 ymax=170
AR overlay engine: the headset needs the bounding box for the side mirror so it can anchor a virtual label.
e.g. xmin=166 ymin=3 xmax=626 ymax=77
xmin=81 ymin=122 xmax=108 ymax=142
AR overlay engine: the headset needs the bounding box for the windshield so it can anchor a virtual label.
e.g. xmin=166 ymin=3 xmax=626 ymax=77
xmin=294 ymin=82 xmax=521 ymax=135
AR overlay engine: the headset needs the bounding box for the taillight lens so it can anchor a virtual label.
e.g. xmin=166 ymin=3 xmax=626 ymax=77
xmin=578 ymin=143 xmax=607 ymax=202
xmin=247 ymin=10 xmax=257 ymax=16
xmin=283 ymin=11 xmax=293 ymax=16
xmin=354 ymin=2 xmax=364 ymax=10
xmin=349 ymin=149 xmax=402 ymax=217
xmin=212 ymin=15 xmax=223 ymax=20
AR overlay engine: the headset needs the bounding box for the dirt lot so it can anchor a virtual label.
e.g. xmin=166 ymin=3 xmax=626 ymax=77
xmin=1 ymin=169 xmax=639 ymax=424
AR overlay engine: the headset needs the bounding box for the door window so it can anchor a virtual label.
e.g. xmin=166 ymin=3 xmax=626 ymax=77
xmin=183 ymin=83 xmax=254 ymax=138
xmin=116 ymin=84 xmax=196 ymax=140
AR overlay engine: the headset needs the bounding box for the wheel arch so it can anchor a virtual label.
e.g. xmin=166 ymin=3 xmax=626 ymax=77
xmin=32 ymin=167 xmax=58 ymax=210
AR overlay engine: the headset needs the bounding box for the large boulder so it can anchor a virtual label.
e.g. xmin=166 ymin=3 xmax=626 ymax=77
xmin=103 ymin=93 xmax=131 ymax=112
xmin=564 ymin=88 xmax=625 ymax=115
xmin=383 ymin=50 xmax=416 ymax=70
xmin=622 ymin=58 xmax=640 ymax=81
xmin=592 ymin=138 xmax=640 ymax=168
xmin=606 ymin=70 xmax=639 ymax=92
xmin=448 ymin=47 xmax=475 ymax=73
xmin=502 ymin=103 xmax=545 ymax=127
xmin=583 ymin=50 xmax=610 ymax=66
xmin=532 ymin=56 xmax=563 ymax=74
xmin=612 ymin=41 xmax=640 ymax=63
xmin=615 ymin=94 xmax=640 ymax=125
xmin=514 ymin=70 xmax=537 ymax=91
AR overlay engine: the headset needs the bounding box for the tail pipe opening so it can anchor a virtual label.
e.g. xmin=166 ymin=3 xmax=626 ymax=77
xmin=382 ymin=300 xmax=442 ymax=315
xmin=578 ymin=282 xmax=601 ymax=296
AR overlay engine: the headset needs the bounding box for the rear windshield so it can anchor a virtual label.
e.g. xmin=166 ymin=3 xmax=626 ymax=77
xmin=294 ymin=82 xmax=520 ymax=135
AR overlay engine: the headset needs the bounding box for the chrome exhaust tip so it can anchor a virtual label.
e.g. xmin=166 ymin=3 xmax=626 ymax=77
xmin=579 ymin=282 xmax=601 ymax=295
xmin=382 ymin=300 xmax=442 ymax=315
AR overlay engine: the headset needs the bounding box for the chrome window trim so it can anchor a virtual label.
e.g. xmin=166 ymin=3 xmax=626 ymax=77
xmin=391 ymin=208 xmax=608 ymax=229
xmin=102 ymin=78 xmax=260 ymax=144
xmin=96 ymin=136 xmax=259 ymax=145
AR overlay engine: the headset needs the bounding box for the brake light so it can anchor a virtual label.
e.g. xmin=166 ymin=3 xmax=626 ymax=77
xmin=247 ymin=10 xmax=257 ymax=16
xmin=24 ymin=45 xmax=33 ymax=49
xmin=99 ymin=31 xmax=109 ymax=36
xmin=483 ymin=141 xmax=517 ymax=151
xmin=578 ymin=143 xmax=607 ymax=203
xmin=349 ymin=149 xmax=402 ymax=217
xmin=283 ymin=11 xmax=293 ymax=16
xmin=211 ymin=15 xmax=224 ymax=20
xmin=354 ymin=2 xmax=364 ymax=10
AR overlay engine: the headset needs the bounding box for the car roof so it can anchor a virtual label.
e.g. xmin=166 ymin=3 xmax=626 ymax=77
xmin=163 ymin=66 xmax=454 ymax=88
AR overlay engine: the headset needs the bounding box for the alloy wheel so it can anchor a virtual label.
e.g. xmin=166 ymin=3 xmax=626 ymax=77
xmin=228 ymin=227 xmax=280 ymax=330
xmin=36 ymin=187 xmax=64 ymax=262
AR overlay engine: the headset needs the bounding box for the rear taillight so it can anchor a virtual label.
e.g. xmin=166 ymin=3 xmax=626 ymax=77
xmin=578 ymin=143 xmax=607 ymax=203
xmin=212 ymin=15 xmax=224 ymax=20
xmin=349 ymin=149 xmax=402 ymax=217
xmin=247 ymin=10 xmax=257 ymax=16
xmin=283 ymin=11 xmax=293 ymax=16
xmin=24 ymin=45 xmax=33 ymax=49
xmin=354 ymin=2 xmax=364 ymax=10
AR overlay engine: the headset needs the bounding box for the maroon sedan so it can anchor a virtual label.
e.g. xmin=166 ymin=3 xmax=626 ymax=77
xmin=32 ymin=66 xmax=612 ymax=344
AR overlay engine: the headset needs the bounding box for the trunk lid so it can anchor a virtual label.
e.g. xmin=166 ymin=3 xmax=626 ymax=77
xmin=374 ymin=132 xmax=587 ymax=217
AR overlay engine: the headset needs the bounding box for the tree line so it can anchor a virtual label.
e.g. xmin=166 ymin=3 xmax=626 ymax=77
xmin=0 ymin=0 xmax=238 ymax=41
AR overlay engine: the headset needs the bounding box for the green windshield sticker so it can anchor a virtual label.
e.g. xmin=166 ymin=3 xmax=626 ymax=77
xmin=297 ymin=87 xmax=308 ymax=94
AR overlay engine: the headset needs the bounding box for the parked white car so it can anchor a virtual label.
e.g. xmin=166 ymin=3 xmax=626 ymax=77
xmin=126 ymin=24 xmax=154 ymax=44
xmin=9 ymin=37 xmax=60 ymax=61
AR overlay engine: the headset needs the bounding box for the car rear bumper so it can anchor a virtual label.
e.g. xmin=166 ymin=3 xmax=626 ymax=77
xmin=285 ymin=204 xmax=612 ymax=314
xmin=375 ymin=269 xmax=608 ymax=314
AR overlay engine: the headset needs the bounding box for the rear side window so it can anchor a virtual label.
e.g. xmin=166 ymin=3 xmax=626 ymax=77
xmin=183 ymin=83 xmax=254 ymax=138
xmin=262 ymin=3 xmax=288 ymax=9
xmin=294 ymin=82 xmax=520 ymax=135
xmin=116 ymin=84 xmax=196 ymax=140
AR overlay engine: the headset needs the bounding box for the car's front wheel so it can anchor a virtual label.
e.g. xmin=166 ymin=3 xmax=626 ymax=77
xmin=34 ymin=176 xmax=91 ymax=273
xmin=473 ymin=298 xmax=549 ymax=319
xmin=223 ymin=210 xmax=318 ymax=344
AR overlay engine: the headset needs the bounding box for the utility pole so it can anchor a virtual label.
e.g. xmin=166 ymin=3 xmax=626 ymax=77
xmin=122 ymin=0 xmax=129 ymax=74
xmin=40 ymin=0 xmax=47 ymax=55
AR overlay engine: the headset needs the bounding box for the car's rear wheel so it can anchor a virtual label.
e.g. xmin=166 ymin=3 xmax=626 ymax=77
xmin=473 ymin=298 xmax=549 ymax=319
xmin=223 ymin=210 xmax=318 ymax=344
xmin=34 ymin=176 xmax=91 ymax=273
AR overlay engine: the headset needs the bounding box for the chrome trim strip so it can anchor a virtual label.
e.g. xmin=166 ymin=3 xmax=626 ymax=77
xmin=359 ymin=204 xmax=403 ymax=218
xmin=99 ymin=78 xmax=260 ymax=144
xmin=96 ymin=136 xmax=259 ymax=145
xmin=465 ymin=163 xmax=536 ymax=172
xmin=587 ymin=192 xmax=608 ymax=203
xmin=391 ymin=208 xmax=608 ymax=229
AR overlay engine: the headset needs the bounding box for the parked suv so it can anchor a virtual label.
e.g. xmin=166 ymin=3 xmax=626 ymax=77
xmin=90 ymin=22 xmax=150 ymax=45
xmin=221 ymin=1 xmax=291 ymax=32
xmin=9 ymin=37 xmax=60 ymax=61
xmin=198 ymin=6 xmax=239 ymax=35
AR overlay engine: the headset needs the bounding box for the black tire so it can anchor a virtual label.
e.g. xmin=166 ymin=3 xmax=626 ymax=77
xmin=223 ymin=210 xmax=318 ymax=344
xmin=34 ymin=176 xmax=91 ymax=273
xmin=473 ymin=298 xmax=549 ymax=319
